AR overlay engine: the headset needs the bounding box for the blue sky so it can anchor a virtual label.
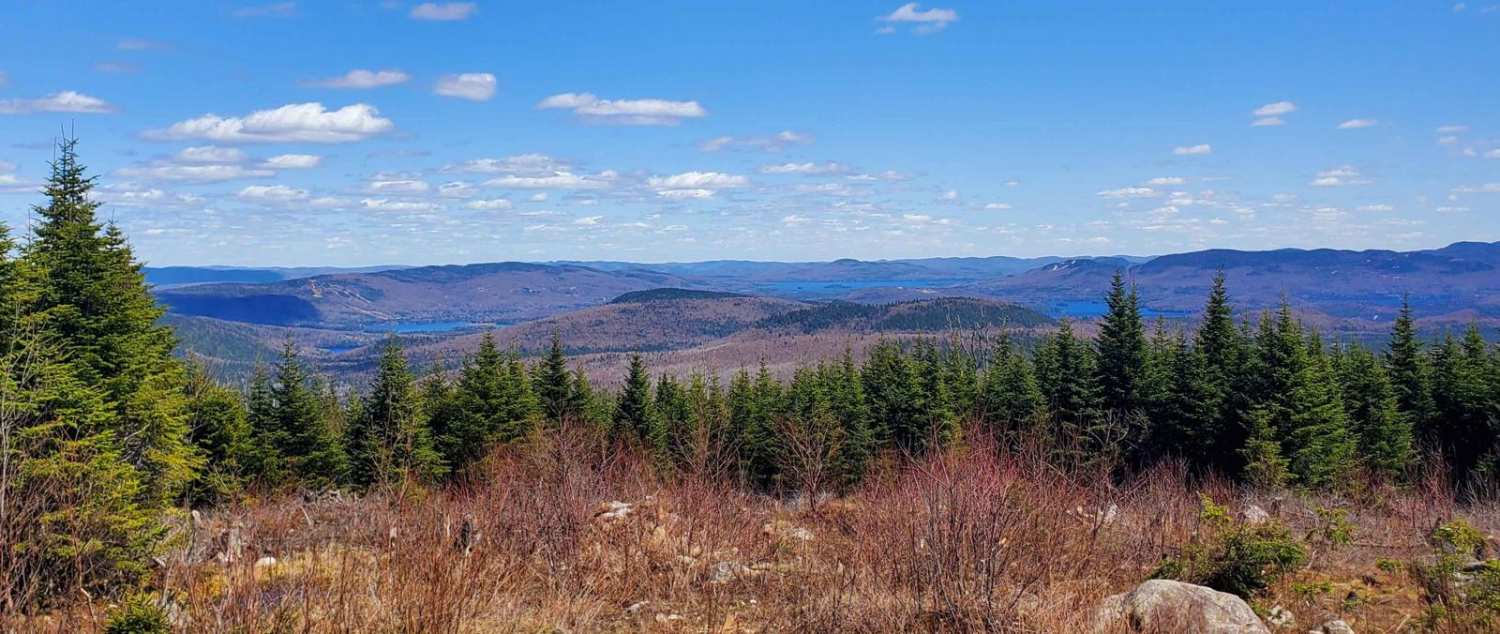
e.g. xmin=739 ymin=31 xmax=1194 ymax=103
xmin=0 ymin=1 xmax=1497 ymax=266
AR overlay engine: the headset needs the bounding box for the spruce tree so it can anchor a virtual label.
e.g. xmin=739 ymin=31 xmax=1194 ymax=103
xmin=1035 ymin=320 xmax=1104 ymax=462
xmin=1385 ymin=297 xmax=1434 ymax=442
xmin=862 ymin=340 xmax=927 ymax=453
xmin=535 ymin=332 xmax=576 ymax=426
xmin=615 ymin=353 xmax=657 ymax=445
xmin=978 ymin=332 xmax=1044 ymax=440
xmin=829 ymin=351 xmax=873 ymax=487
xmin=1194 ymin=272 xmax=1248 ymax=472
xmin=270 ymin=343 xmax=345 ymax=488
xmin=183 ymin=362 xmax=250 ymax=505
xmin=1096 ymin=271 xmax=1148 ymax=418
xmin=1285 ymin=335 xmax=1356 ymax=487
xmin=22 ymin=138 xmax=196 ymax=507
xmin=347 ymin=339 xmax=444 ymax=488
xmin=1334 ymin=345 xmax=1413 ymax=480
xmin=1429 ymin=326 xmax=1498 ymax=483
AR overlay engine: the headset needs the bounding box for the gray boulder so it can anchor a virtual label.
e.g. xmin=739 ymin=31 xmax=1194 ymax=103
xmin=1094 ymin=579 xmax=1269 ymax=633
xmin=1311 ymin=619 xmax=1354 ymax=634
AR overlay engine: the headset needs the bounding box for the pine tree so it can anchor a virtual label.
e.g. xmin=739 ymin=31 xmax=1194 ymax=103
xmin=862 ymin=340 xmax=927 ymax=453
xmin=347 ymin=339 xmax=444 ymax=489
xmin=829 ymin=351 xmax=873 ymax=488
xmin=1240 ymin=409 xmax=1289 ymax=489
xmin=1429 ymin=325 xmax=1499 ymax=483
xmin=22 ymin=138 xmax=196 ymax=508
xmin=1096 ymin=271 xmax=1148 ymax=418
xmin=1334 ymin=345 xmax=1413 ymax=480
xmin=1035 ymin=320 xmax=1105 ymax=462
xmin=270 ymin=343 xmax=345 ymax=489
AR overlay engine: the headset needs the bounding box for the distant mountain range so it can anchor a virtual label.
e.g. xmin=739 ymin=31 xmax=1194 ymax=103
xmin=152 ymin=242 xmax=1500 ymax=380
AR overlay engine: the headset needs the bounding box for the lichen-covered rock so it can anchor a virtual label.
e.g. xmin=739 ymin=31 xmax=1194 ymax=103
xmin=1093 ymin=579 xmax=1269 ymax=633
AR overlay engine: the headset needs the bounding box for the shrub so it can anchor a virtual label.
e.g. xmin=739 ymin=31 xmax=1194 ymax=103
xmin=104 ymin=594 xmax=171 ymax=634
xmin=1152 ymin=494 xmax=1308 ymax=598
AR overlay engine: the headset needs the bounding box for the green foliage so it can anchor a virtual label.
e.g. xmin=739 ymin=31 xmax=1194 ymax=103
xmin=182 ymin=362 xmax=251 ymax=505
xmin=1152 ymin=495 xmax=1309 ymax=598
xmin=1095 ymin=271 xmax=1147 ymax=418
xmin=346 ymin=338 xmax=445 ymax=489
xmin=104 ymin=593 xmax=171 ymax=634
xmin=430 ymin=332 xmax=539 ymax=475
xmin=1415 ymin=519 xmax=1500 ymax=629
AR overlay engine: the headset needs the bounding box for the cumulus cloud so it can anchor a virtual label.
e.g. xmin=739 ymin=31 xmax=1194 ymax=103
xmin=879 ymin=3 xmax=959 ymax=34
xmin=538 ymin=92 xmax=706 ymax=125
xmin=1310 ymin=165 xmax=1371 ymax=187
xmin=237 ymin=184 xmax=309 ymax=203
xmin=144 ymin=102 xmax=394 ymax=143
xmin=1253 ymin=101 xmax=1297 ymax=117
xmin=367 ymin=178 xmax=430 ymax=193
xmin=409 ymin=2 xmax=476 ymax=21
xmin=1251 ymin=117 xmax=1284 ymax=127
xmin=657 ymin=188 xmax=716 ymax=200
xmin=176 ymin=146 xmax=248 ymax=163
xmin=261 ymin=153 xmax=321 ymax=168
xmin=759 ymin=161 xmax=845 ymax=175
xmin=307 ymin=69 xmax=410 ymax=89
xmin=1146 ymin=176 xmax=1185 ymax=186
xmin=434 ymin=73 xmax=496 ymax=101
xmin=1337 ymin=118 xmax=1378 ymax=129
xmin=647 ymin=171 xmax=748 ymax=189
xmin=0 ymin=91 xmax=115 ymax=115
xmin=1173 ymin=144 xmax=1212 ymax=156
xmin=361 ymin=198 xmax=440 ymax=212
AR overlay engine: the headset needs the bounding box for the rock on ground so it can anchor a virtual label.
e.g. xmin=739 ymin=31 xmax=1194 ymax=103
xmin=1094 ymin=579 xmax=1269 ymax=633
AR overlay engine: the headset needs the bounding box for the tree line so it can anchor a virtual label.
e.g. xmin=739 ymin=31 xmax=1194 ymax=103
xmin=3 ymin=140 xmax=1499 ymax=611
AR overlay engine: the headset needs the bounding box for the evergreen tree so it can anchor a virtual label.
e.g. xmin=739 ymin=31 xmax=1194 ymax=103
xmin=22 ymin=138 xmax=196 ymax=507
xmin=1035 ymin=320 xmax=1105 ymax=462
xmin=1334 ymin=344 xmax=1413 ymax=480
xmin=862 ymin=340 xmax=928 ymax=453
xmin=270 ymin=343 xmax=345 ymax=488
xmin=1285 ymin=335 xmax=1356 ymax=487
xmin=1096 ymin=271 xmax=1148 ymax=418
xmin=347 ymin=339 xmax=444 ymax=488
xmin=615 ymin=353 xmax=658 ymax=446
xmin=0 ymin=324 xmax=160 ymax=606
xmin=828 ymin=351 xmax=873 ymax=487
xmin=243 ymin=365 xmax=285 ymax=485
xmin=1429 ymin=326 xmax=1499 ymax=483
xmin=182 ymin=362 xmax=250 ymax=505
xmin=978 ymin=332 xmax=1045 ymax=440
xmin=1385 ymin=297 xmax=1434 ymax=440
xmin=535 ymin=332 xmax=576 ymax=426
xmin=1194 ymin=272 xmax=1248 ymax=472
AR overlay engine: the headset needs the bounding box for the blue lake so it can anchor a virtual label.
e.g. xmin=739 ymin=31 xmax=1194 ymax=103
xmin=365 ymin=321 xmax=485 ymax=334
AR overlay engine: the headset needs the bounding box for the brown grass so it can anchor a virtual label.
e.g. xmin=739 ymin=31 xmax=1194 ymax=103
xmin=14 ymin=432 xmax=1497 ymax=633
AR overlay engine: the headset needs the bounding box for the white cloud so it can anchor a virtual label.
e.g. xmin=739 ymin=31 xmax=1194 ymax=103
xmin=117 ymin=38 xmax=167 ymax=51
xmin=97 ymin=186 xmax=205 ymax=208
xmin=573 ymin=215 xmax=603 ymax=226
xmin=261 ymin=153 xmax=321 ymax=168
xmin=1437 ymin=124 xmax=1469 ymax=134
xmin=308 ymin=69 xmax=410 ymax=89
xmin=238 ymin=184 xmax=309 ymax=202
xmin=1097 ymin=186 xmax=1161 ymax=199
xmin=0 ymin=91 xmax=115 ymax=115
xmin=465 ymin=198 xmax=512 ymax=210
xmin=940 ymin=189 xmax=959 ymax=201
xmin=233 ymin=2 xmax=296 ymax=18
xmin=538 ymin=92 xmax=706 ymax=125
xmin=782 ymin=214 xmax=809 ymax=225
xmin=1253 ymin=100 xmax=1297 ymax=117
xmin=1173 ymin=144 xmax=1212 ymax=156
xmin=879 ymin=3 xmax=959 ymax=34
xmin=1310 ymin=165 xmax=1371 ymax=187
xmin=647 ymin=171 xmax=749 ymax=189
xmin=117 ymin=163 xmax=274 ymax=182
xmin=1357 ymin=204 xmax=1394 ymax=212
xmin=409 ymin=2 xmax=476 ymax=21
xmin=759 ymin=161 xmax=845 ymax=175
xmin=145 ymin=102 xmax=394 ymax=143
xmin=1453 ymin=183 xmax=1500 ymax=193
xmin=367 ymin=178 xmax=430 ymax=193
xmin=361 ymin=198 xmax=440 ymax=212
xmin=454 ymin=154 xmax=564 ymax=174
xmin=984 ymin=202 xmax=1011 ymax=210
xmin=1337 ymin=118 xmax=1378 ymax=129
xmin=700 ymin=130 xmax=811 ymax=152
xmin=1145 ymin=176 xmax=1185 ymax=186
xmin=657 ymin=188 xmax=715 ymax=200
xmin=484 ymin=170 xmax=617 ymax=189
xmin=1251 ymin=117 xmax=1284 ymax=127
xmin=176 ymin=146 xmax=247 ymax=163
xmin=434 ymin=73 xmax=496 ymax=101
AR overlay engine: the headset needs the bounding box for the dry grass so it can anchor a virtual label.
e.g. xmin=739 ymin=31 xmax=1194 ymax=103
xmin=14 ymin=432 xmax=1497 ymax=633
